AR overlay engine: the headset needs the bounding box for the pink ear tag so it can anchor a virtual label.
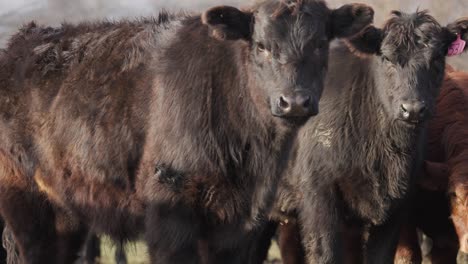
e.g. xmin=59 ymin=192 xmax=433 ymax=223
xmin=447 ymin=34 xmax=466 ymax=57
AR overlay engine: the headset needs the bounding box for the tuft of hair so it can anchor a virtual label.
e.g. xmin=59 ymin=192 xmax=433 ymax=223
xmin=268 ymin=0 xmax=321 ymax=19
xmin=2 ymin=226 xmax=19 ymax=264
xmin=383 ymin=10 xmax=441 ymax=47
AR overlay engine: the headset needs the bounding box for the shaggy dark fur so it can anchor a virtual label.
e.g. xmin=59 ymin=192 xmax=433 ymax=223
xmin=395 ymin=67 xmax=468 ymax=264
xmin=0 ymin=0 xmax=375 ymax=263
xmin=247 ymin=11 xmax=468 ymax=264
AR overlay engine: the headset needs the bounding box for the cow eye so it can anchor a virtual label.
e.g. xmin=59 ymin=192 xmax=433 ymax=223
xmin=381 ymin=55 xmax=393 ymax=64
xmin=257 ymin=43 xmax=266 ymax=52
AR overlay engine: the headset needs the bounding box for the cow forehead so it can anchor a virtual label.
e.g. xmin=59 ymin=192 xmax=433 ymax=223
xmin=380 ymin=15 xmax=444 ymax=66
xmin=253 ymin=4 xmax=328 ymax=47
xmin=382 ymin=11 xmax=443 ymax=50
xmin=255 ymin=14 xmax=324 ymax=41
xmin=254 ymin=0 xmax=329 ymax=30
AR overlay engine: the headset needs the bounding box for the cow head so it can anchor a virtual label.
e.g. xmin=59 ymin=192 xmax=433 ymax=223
xmin=346 ymin=11 xmax=468 ymax=125
xmin=202 ymin=0 xmax=374 ymax=120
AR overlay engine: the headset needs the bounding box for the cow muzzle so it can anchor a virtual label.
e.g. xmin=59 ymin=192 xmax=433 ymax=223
xmin=398 ymin=100 xmax=427 ymax=124
xmin=272 ymin=93 xmax=318 ymax=118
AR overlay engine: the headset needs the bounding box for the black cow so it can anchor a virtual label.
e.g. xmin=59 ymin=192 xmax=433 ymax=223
xmin=251 ymin=11 xmax=468 ymax=264
xmin=0 ymin=0 xmax=374 ymax=263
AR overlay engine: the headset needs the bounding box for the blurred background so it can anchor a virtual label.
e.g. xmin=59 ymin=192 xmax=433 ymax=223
xmin=0 ymin=0 xmax=466 ymax=69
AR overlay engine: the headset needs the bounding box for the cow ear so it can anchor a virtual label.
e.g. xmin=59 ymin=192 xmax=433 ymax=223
xmin=202 ymin=6 xmax=253 ymax=41
xmin=344 ymin=25 xmax=383 ymax=56
xmin=330 ymin=3 xmax=375 ymax=39
xmin=444 ymin=17 xmax=468 ymax=56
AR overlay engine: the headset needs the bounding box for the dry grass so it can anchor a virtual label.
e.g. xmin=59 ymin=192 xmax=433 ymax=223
xmin=99 ymin=237 xmax=282 ymax=264
xmin=98 ymin=238 xmax=468 ymax=264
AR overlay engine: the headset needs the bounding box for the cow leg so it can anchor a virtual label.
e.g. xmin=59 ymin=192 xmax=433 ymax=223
xmin=80 ymin=233 xmax=101 ymax=264
xmin=0 ymin=188 xmax=58 ymax=264
xmin=145 ymin=203 xmax=201 ymax=264
xmin=211 ymin=245 xmax=246 ymax=264
xmin=55 ymin=228 xmax=88 ymax=263
xmin=0 ymin=219 xmax=6 ymax=264
xmin=2 ymin=225 xmax=19 ymax=264
xmin=201 ymin=221 xmax=274 ymax=264
xmin=240 ymin=221 xmax=278 ymax=264
xmin=428 ymin=240 xmax=458 ymax=264
xmin=115 ymin=241 xmax=127 ymax=264
xmin=278 ymin=219 xmax=305 ymax=264
xmin=250 ymin=222 xmax=277 ymax=264
xmin=1 ymin=186 xmax=86 ymax=264
xmin=80 ymin=235 xmax=126 ymax=264
xmin=210 ymin=232 xmax=268 ymax=264
xmin=394 ymin=220 xmax=422 ymax=264
xmin=342 ymin=221 xmax=364 ymax=264
xmin=54 ymin=210 xmax=88 ymax=264
xmin=364 ymin=210 xmax=403 ymax=264
xmin=300 ymin=185 xmax=344 ymax=264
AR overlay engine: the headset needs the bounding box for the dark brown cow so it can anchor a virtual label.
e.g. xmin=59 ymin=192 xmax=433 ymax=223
xmin=0 ymin=1 xmax=375 ymax=263
xmin=246 ymin=11 xmax=468 ymax=264
xmin=395 ymin=66 xmax=468 ymax=264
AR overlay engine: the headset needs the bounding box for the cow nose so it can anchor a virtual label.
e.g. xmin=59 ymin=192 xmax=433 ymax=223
xmin=277 ymin=94 xmax=316 ymax=117
xmin=400 ymin=100 xmax=427 ymax=122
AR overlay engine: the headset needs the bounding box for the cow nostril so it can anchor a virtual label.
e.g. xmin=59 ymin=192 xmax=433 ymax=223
xmin=400 ymin=104 xmax=408 ymax=113
xmin=400 ymin=104 xmax=410 ymax=119
xmin=419 ymin=105 xmax=427 ymax=115
xmin=278 ymin=96 xmax=290 ymax=110
xmin=302 ymin=96 xmax=311 ymax=108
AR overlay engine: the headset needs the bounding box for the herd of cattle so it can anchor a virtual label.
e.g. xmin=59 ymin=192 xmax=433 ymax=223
xmin=0 ymin=0 xmax=467 ymax=263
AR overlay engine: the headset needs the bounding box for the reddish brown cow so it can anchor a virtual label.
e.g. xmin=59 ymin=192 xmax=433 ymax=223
xmin=395 ymin=66 xmax=468 ymax=264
